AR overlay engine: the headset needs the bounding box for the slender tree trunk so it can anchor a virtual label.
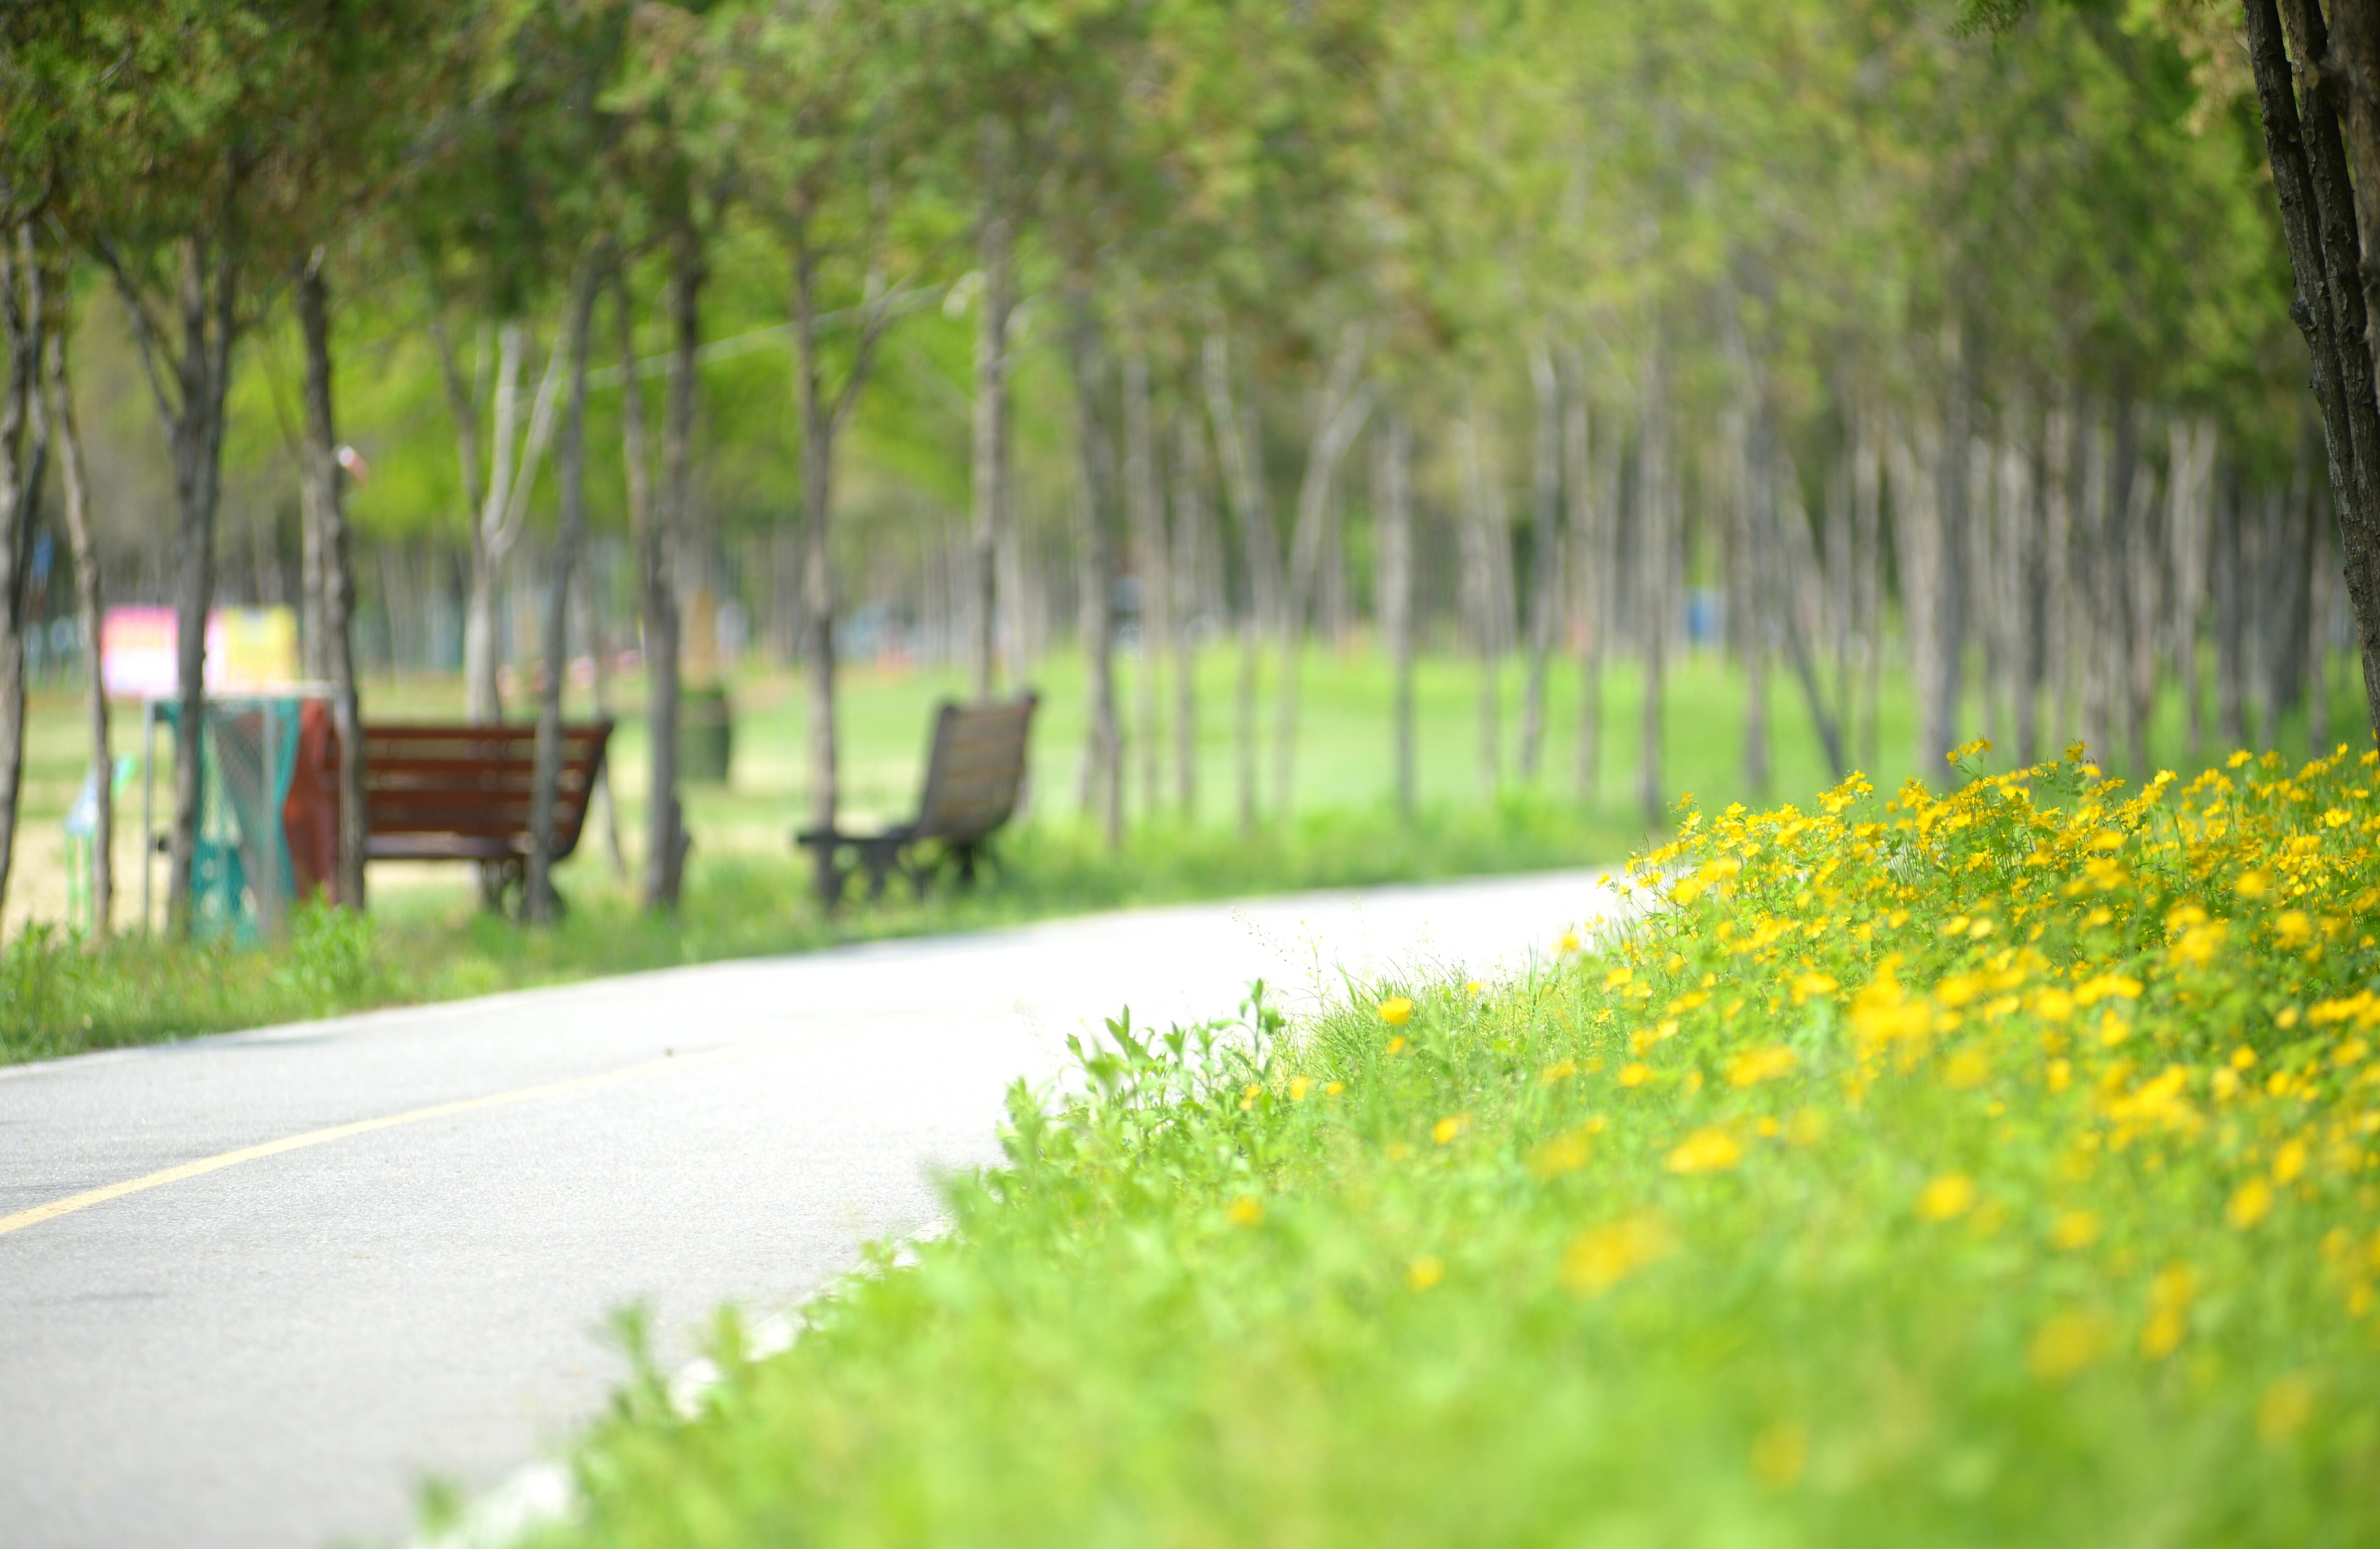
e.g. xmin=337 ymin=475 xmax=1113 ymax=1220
xmin=1203 ymin=335 xmax=1275 ymax=834
xmin=2311 ymin=482 xmax=2336 ymax=753
xmin=42 ymin=292 xmax=109 ymax=938
xmin=1764 ymin=441 xmax=1847 ymax=782
xmin=1727 ymin=406 xmax=1771 ymax=799
xmin=1936 ymin=359 xmax=1972 ymax=773
xmin=618 ymin=279 xmax=669 ymax=907
xmin=575 ymin=554 xmax=627 ymax=880
xmin=1638 ymin=363 xmax=1671 ymax=830
xmin=0 ymin=227 xmax=49 ymax=922
xmin=1563 ymin=352 xmax=1607 ymax=801
xmin=1826 ymin=450 xmax=1853 ymax=753
xmin=2017 ymin=424 xmax=2049 ymax=767
xmin=2047 ymin=396 xmax=2080 ymax=751
xmin=1379 ymin=410 xmax=1417 ymax=819
xmin=528 ymin=253 xmax=602 ymax=924
xmin=1124 ymin=351 xmax=1166 ymax=819
xmin=970 ymin=144 xmax=1013 ymax=700
xmin=466 ymin=324 xmax=524 ymax=725
xmin=2217 ymin=462 xmax=2248 ymax=749
xmin=1854 ymin=406 xmax=1884 ymax=767
xmin=1458 ymin=397 xmax=1501 ymax=798
xmin=1888 ymin=417 xmax=1950 ymax=775
xmin=1273 ymin=328 xmax=1370 ymax=817
xmin=1170 ymin=410 xmax=1205 ymax=817
xmin=792 ymin=255 xmax=841 ymax=896
xmin=1065 ymin=285 xmax=1123 ymax=849
xmin=297 ymin=251 xmax=368 ymax=911
xmin=2169 ymin=417 xmax=2214 ymax=757
xmin=115 ymin=230 xmax=238 ymax=936
xmin=1520 ymin=337 xmax=1562 ymax=782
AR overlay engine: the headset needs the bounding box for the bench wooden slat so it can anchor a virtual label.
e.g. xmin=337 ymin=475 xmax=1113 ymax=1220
xmin=336 ymin=720 xmax=612 ymax=867
xmin=798 ymin=695 xmax=1034 ymax=905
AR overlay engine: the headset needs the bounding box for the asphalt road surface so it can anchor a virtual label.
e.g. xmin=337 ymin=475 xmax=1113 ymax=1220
xmin=0 ymin=870 xmax=1615 ymax=1549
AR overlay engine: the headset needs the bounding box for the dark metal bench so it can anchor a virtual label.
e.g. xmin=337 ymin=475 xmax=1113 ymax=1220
xmin=796 ymin=694 xmax=1037 ymax=905
xmin=331 ymin=722 xmax=614 ymax=911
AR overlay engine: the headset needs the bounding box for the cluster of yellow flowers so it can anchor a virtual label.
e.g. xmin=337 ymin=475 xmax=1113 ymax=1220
xmin=1556 ymin=740 xmax=2380 ymax=1347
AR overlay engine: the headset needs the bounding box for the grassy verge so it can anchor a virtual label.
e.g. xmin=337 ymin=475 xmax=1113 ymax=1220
xmin=0 ymin=796 xmax=1634 ymax=1065
xmin=508 ymin=744 xmax=2380 ymax=1548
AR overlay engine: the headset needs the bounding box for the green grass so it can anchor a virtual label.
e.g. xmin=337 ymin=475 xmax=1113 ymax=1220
xmin=494 ymin=747 xmax=2380 ymax=1549
xmin=4 ymin=640 xmax=2366 ymax=1065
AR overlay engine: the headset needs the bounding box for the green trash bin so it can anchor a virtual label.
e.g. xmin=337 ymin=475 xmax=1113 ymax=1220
xmin=680 ymin=684 xmax=733 ymax=785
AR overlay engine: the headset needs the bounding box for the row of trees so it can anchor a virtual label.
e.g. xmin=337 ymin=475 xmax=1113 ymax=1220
xmin=0 ymin=0 xmax=2373 ymax=934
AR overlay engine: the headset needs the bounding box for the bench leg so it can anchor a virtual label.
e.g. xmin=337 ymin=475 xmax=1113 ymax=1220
xmin=797 ymin=837 xmax=848 ymax=909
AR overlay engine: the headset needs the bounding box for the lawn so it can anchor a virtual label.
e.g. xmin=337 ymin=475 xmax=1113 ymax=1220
xmin=497 ymin=744 xmax=2380 ymax=1549
xmin=2 ymin=639 xmax=2363 ymax=1065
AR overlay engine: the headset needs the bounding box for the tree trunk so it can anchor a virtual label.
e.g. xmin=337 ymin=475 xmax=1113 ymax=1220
xmin=970 ymin=144 xmax=1013 ymax=700
xmin=1519 ymin=337 xmax=1563 ymax=782
xmin=2046 ymin=396 xmax=2080 ymax=752
xmin=1726 ymin=405 xmax=1771 ymax=798
xmin=1203 ymin=335 xmax=1275 ymax=834
xmin=575 ymin=553 xmax=627 ymax=880
xmin=2217 ymin=461 xmax=2248 ymax=749
xmin=1826 ymin=450 xmax=1853 ymax=756
xmin=466 ymin=324 xmax=524 ymax=725
xmin=0 ymin=227 xmax=50 ymax=923
xmin=618 ymin=278 xmax=670 ymax=908
xmin=1887 ymin=416 xmax=1950 ymax=775
xmin=112 ymin=231 xmax=239 ymax=936
xmin=298 ymin=250 xmax=368 ymax=912
xmin=793 ymin=257 xmax=840 ymax=898
xmin=1638 ymin=360 xmax=1671 ymax=830
xmin=1563 ymin=350 xmax=1608 ymax=802
xmin=1853 ymin=406 xmax=1884 ymax=767
xmin=1273 ymin=328 xmax=1370 ymax=817
xmin=42 ymin=287 xmax=109 ymax=938
xmin=1170 ymin=409 xmax=1205 ymax=817
xmin=2244 ymin=0 xmax=2380 ymax=742
xmin=1458 ymin=397 xmax=1501 ymax=798
xmin=647 ymin=234 xmax=708 ymax=909
xmin=1065 ymin=284 xmax=1122 ymax=850
xmin=2311 ymin=481 xmax=2336 ymax=753
xmin=1378 ymin=410 xmax=1417 ymax=819
xmin=528 ymin=252 xmax=602 ymax=924
xmin=1763 ymin=441 xmax=1847 ymax=782
xmin=2169 ymin=417 xmax=2216 ymax=758
xmin=1124 ymin=351 xmax=1166 ymax=818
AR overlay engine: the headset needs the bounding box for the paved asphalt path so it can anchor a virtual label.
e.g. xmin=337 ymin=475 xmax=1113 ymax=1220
xmin=0 ymin=869 xmax=1615 ymax=1549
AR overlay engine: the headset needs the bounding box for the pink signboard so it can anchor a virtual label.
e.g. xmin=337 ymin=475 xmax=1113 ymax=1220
xmin=100 ymin=606 xmax=301 ymax=701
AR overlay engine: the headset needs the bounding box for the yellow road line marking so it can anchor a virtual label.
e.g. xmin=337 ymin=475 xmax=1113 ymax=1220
xmin=0 ymin=1045 xmax=747 ymax=1240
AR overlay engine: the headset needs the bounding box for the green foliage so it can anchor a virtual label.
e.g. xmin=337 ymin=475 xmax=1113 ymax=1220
xmin=514 ymin=748 xmax=2380 ymax=1548
xmin=0 ymin=795 xmax=1626 ymax=1066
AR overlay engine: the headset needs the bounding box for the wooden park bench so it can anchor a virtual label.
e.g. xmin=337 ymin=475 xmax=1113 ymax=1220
xmin=316 ymin=721 xmax=615 ymax=912
xmin=795 ymin=694 xmax=1037 ymax=905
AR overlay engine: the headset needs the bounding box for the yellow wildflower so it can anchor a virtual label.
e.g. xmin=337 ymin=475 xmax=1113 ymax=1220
xmin=1665 ymin=1126 xmax=1743 ymax=1175
xmin=1917 ymin=1174 xmax=1977 ymax=1221
xmin=1560 ymin=1213 xmax=1672 ymax=1294
xmin=2049 ymin=1210 xmax=2100 ymax=1251
xmin=1407 ymin=1255 xmax=1444 ymax=1292
xmin=1378 ymin=996 xmax=1414 ymax=1027
xmin=1726 ymin=1045 xmax=1796 ymax=1088
xmin=2026 ymin=1309 xmax=2109 ymax=1381
xmin=2227 ymin=1178 xmax=2275 ymax=1230
xmin=1749 ymin=1421 xmax=1808 ymax=1492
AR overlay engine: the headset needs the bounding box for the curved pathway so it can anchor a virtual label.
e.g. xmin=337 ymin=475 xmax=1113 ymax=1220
xmin=0 ymin=870 xmax=1613 ymax=1549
